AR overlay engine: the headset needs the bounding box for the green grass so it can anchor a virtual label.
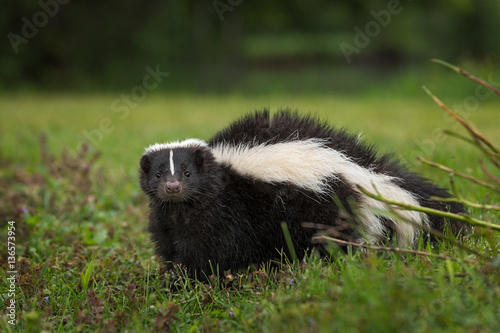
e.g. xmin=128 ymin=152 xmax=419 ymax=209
xmin=0 ymin=92 xmax=499 ymax=332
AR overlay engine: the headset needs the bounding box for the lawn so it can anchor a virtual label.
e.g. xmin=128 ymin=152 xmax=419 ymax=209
xmin=0 ymin=90 xmax=499 ymax=332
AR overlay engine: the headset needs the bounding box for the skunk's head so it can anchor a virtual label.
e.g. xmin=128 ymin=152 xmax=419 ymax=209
xmin=139 ymin=139 xmax=212 ymax=203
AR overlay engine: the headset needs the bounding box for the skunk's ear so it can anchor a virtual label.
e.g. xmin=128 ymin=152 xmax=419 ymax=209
xmin=193 ymin=148 xmax=206 ymax=167
xmin=140 ymin=155 xmax=151 ymax=173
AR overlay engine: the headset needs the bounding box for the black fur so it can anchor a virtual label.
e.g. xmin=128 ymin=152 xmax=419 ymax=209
xmin=140 ymin=110 xmax=467 ymax=280
xmin=210 ymin=110 xmax=466 ymax=236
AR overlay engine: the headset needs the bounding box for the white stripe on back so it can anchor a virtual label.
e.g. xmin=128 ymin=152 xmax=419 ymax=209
xmin=211 ymin=139 xmax=429 ymax=246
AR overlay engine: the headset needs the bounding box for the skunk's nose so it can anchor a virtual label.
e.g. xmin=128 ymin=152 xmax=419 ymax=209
xmin=165 ymin=181 xmax=180 ymax=193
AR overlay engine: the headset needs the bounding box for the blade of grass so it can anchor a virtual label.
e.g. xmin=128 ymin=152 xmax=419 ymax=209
xmin=281 ymin=222 xmax=298 ymax=262
xmin=430 ymin=174 xmax=500 ymax=210
xmin=430 ymin=196 xmax=500 ymax=211
xmin=81 ymin=254 xmax=95 ymax=293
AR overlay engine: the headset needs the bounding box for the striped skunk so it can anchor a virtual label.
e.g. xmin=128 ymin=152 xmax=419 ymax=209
xmin=139 ymin=110 xmax=467 ymax=279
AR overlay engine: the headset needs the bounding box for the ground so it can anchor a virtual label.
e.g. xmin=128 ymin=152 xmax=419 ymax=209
xmin=0 ymin=91 xmax=499 ymax=332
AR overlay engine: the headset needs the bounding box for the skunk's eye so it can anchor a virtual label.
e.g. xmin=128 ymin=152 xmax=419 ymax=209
xmin=184 ymin=171 xmax=191 ymax=178
xmin=155 ymin=172 xmax=161 ymax=179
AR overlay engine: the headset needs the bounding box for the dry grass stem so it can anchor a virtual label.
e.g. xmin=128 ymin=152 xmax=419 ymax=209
xmin=356 ymin=184 xmax=500 ymax=231
xmin=416 ymin=156 xmax=500 ymax=192
xmin=314 ymin=235 xmax=479 ymax=264
xmin=422 ymin=85 xmax=500 ymax=156
xmin=431 ymin=58 xmax=500 ymax=96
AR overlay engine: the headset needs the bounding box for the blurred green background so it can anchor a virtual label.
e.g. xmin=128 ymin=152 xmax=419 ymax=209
xmin=2 ymin=0 xmax=500 ymax=94
xmin=1 ymin=0 xmax=500 ymax=174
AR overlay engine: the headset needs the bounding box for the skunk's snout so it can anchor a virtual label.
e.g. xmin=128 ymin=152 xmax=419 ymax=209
xmin=165 ymin=180 xmax=180 ymax=193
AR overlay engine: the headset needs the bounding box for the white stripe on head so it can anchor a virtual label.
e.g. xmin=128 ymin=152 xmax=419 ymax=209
xmin=211 ymin=138 xmax=429 ymax=246
xmin=144 ymin=139 xmax=208 ymax=154
xmin=169 ymin=150 xmax=175 ymax=175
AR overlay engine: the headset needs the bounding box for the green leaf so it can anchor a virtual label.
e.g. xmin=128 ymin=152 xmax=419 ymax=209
xmin=81 ymin=254 xmax=95 ymax=293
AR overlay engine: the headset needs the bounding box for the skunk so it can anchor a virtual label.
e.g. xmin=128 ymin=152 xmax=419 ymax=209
xmin=139 ymin=110 xmax=467 ymax=279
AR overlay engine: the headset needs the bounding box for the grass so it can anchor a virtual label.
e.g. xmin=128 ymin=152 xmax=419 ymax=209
xmin=0 ymin=91 xmax=499 ymax=332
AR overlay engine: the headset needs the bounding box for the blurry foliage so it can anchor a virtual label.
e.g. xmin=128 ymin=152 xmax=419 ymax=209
xmin=1 ymin=0 xmax=499 ymax=91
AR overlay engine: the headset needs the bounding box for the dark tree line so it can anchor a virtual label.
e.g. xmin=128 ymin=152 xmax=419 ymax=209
xmin=1 ymin=0 xmax=499 ymax=90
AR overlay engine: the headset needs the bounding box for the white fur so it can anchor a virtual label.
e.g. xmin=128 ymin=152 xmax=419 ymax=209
xmin=212 ymin=139 xmax=428 ymax=246
xmin=145 ymin=139 xmax=208 ymax=154
xmin=169 ymin=150 xmax=175 ymax=175
xmin=212 ymin=139 xmax=340 ymax=194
